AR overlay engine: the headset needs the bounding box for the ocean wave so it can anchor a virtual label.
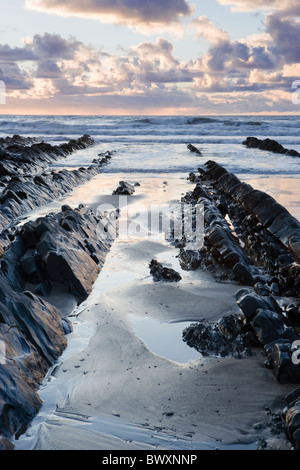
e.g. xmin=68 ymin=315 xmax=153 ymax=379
xmin=223 ymin=121 xmax=262 ymax=127
xmin=245 ymin=121 xmax=263 ymax=126
xmin=1 ymin=115 xmax=300 ymax=143
xmin=187 ymin=117 xmax=221 ymax=125
xmin=132 ymin=118 xmax=154 ymax=125
xmin=101 ymin=167 xmax=198 ymax=174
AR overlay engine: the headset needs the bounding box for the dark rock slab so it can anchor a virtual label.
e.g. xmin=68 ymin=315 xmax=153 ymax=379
xmin=0 ymin=204 xmax=117 ymax=446
xmin=187 ymin=144 xmax=202 ymax=155
xmin=0 ymin=134 xmax=95 ymax=177
xmin=149 ymin=259 xmax=181 ymax=282
xmin=235 ymin=288 xmax=300 ymax=386
xmin=183 ymin=314 xmax=258 ymax=358
xmin=113 ymin=181 xmax=135 ymax=195
xmin=233 ymin=262 xmax=254 ymax=286
xmin=235 ymin=289 xmax=283 ymax=321
xmin=199 ymin=161 xmax=300 ymax=283
xmin=0 ymin=147 xmax=114 ymax=249
xmin=179 ymin=159 xmax=300 ymax=449
xmin=0 ymin=278 xmax=69 ymax=443
xmin=267 ymin=343 xmax=300 ymax=384
xmin=1 ymin=206 xmax=116 ymax=304
xmin=243 ymin=136 xmax=300 ymax=157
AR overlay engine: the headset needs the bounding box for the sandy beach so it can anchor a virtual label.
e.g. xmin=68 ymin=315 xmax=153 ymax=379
xmin=14 ymin=171 xmax=299 ymax=451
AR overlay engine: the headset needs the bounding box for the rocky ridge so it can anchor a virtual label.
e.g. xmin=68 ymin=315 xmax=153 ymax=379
xmin=0 ymin=135 xmax=117 ymax=449
xmin=0 ymin=135 xmax=114 ymax=252
xmin=177 ymin=159 xmax=300 ymax=449
xmin=243 ymin=136 xmax=300 ymax=157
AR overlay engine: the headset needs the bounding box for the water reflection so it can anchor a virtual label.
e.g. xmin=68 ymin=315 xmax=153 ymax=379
xmin=129 ymin=314 xmax=200 ymax=364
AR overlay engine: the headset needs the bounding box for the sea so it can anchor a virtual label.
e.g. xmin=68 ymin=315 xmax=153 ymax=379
xmin=0 ymin=114 xmax=299 ymax=174
xmin=1 ymin=114 xmax=300 ymax=219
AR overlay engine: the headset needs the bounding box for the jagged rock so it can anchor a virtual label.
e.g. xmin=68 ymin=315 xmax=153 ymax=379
xmin=2 ymin=206 xmax=116 ymax=303
xmin=250 ymin=309 xmax=293 ymax=346
xmin=197 ymin=161 xmax=300 ymax=283
xmin=187 ymin=144 xmax=202 ymax=155
xmin=0 ymin=277 xmax=69 ymax=441
xmin=235 ymin=289 xmax=283 ymax=321
xmin=149 ymin=259 xmax=181 ymax=282
xmin=243 ymin=137 xmax=300 ymax=157
xmin=254 ymin=282 xmax=270 ymax=296
xmin=182 ymin=314 xmax=257 ymax=358
xmin=268 ymin=343 xmax=300 ymax=384
xmin=286 ymin=387 xmax=300 ymax=407
xmin=0 ymin=204 xmax=117 ymax=446
xmin=283 ymin=389 xmax=300 ymax=449
xmin=0 ymin=134 xmax=95 ymax=178
xmin=0 ymin=142 xmax=115 ymax=239
xmin=113 ymin=181 xmax=135 ymax=195
xmin=285 ymin=304 xmax=300 ymax=322
xmin=178 ymin=248 xmax=202 ymax=271
xmin=235 ymin=289 xmax=300 ymax=385
xmin=187 ymin=172 xmax=201 ymax=183
xmin=233 ymin=262 xmax=254 ymax=286
xmin=179 ymin=159 xmax=300 ymax=449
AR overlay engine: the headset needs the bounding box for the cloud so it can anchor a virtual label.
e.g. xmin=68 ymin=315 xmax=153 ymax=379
xmin=0 ymin=27 xmax=298 ymax=114
xmin=0 ymin=62 xmax=33 ymax=91
xmin=192 ymin=16 xmax=229 ymax=45
xmin=0 ymin=33 xmax=102 ymax=97
xmin=128 ymin=38 xmax=194 ymax=83
xmin=0 ymin=43 xmax=37 ymax=61
xmin=0 ymin=33 xmax=196 ymax=101
xmin=216 ymin=0 xmax=300 ymax=13
xmin=265 ymin=14 xmax=300 ymax=64
xmin=25 ymin=0 xmax=194 ymax=30
xmin=31 ymin=33 xmax=83 ymax=60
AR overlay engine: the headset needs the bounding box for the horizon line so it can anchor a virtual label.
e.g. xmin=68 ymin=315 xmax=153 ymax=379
xmin=1 ymin=112 xmax=300 ymax=117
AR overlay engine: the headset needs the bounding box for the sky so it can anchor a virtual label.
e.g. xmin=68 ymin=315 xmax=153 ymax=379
xmin=0 ymin=0 xmax=300 ymax=115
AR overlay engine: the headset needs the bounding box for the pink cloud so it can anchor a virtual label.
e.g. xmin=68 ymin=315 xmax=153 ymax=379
xmin=192 ymin=16 xmax=229 ymax=45
xmin=216 ymin=0 xmax=299 ymax=12
xmin=25 ymin=0 xmax=194 ymax=29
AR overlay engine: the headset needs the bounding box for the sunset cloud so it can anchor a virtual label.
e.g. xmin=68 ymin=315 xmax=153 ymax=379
xmin=2 ymin=0 xmax=300 ymax=116
xmin=192 ymin=16 xmax=229 ymax=45
xmin=25 ymin=0 xmax=194 ymax=30
xmin=265 ymin=14 xmax=300 ymax=64
xmin=217 ymin=0 xmax=300 ymax=13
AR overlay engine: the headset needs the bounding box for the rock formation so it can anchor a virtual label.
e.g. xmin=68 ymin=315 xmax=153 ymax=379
xmin=187 ymin=144 xmax=202 ymax=155
xmin=178 ymin=159 xmax=300 ymax=449
xmin=113 ymin=181 xmax=136 ymax=195
xmin=149 ymin=259 xmax=182 ymax=282
xmin=0 ymin=134 xmax=117 ymax=449
xmin=243 ymin=137 xmax=300 ymax=157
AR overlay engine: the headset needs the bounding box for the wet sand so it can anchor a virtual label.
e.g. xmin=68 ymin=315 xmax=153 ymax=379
xmin=15 ymin=172 xmax=300 ymax=451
